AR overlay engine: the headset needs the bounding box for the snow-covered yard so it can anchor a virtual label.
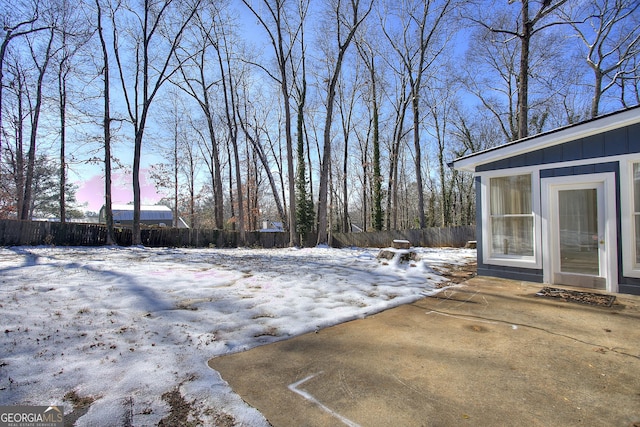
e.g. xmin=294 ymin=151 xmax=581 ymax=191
xmin=0 ymin=245 xmax=475 ymax=426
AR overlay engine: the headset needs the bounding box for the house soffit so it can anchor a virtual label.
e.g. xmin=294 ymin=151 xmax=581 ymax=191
xmin=452 ymin=106 xmax=640 ymax=173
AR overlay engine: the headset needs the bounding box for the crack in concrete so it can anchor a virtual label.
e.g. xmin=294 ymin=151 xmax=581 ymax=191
xmin=424 ymin=308 xmax=640 ymax=361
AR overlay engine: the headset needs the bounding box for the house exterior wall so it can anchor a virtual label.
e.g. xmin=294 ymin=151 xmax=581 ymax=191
xmin=474 ymin=122 xmax=640 ymax=295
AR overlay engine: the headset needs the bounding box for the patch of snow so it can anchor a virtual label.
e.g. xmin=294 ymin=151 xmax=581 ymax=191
xmin=0 ymin=246 xmax=475 ymax=425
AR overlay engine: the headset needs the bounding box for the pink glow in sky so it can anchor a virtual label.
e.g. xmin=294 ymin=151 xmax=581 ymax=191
xmin=76 ymin=169 xmax=165 ymax=212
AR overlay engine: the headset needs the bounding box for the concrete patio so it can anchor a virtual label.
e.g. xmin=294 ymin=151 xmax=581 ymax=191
xmin=209 ymin=277 xmax=640 ymax=426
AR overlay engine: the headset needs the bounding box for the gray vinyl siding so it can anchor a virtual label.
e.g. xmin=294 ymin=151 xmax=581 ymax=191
xmin=539 ymin=161 xmax=618 ymax=178
xmin=477 ymin=265 xmax=544 ymax=283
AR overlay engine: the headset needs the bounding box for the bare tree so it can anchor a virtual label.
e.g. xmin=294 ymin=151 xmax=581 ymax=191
xmin=174 ymin=3 xmax=225 ymax=229
xmin=0 ymin=1 xmax=50 ymax=163
xmin=3 ymin=57 xmax=28 ymax=218
xmin=469 ymin=0 xmax=569 ymax=139
xmin=355 ymin=34 xmax=383 ymax=231
xmin=149 ymin=90 xmax=188 ymax=227
xmin=385 ymin=74 xmax=411 ymax=230
xmin=316 ymin=0 xmax=373 ymax=245
xmin=336 ymin=71 xmax=356 ymax=232
xmin=235 ymin=87 xmax=288 ymax=229
xmin=21 ymin=25 xmax=56 ymax=220
xmin=460 ymin=22 xmax=519 ymax=142
xmin=381 ymin=0 xmax=453 ymax=228
xmin=618 ymin=52 xmax=640 ymax=108
xmin=241 ymin=0 xmax=309 ymax=246
xmin=450 ymin=105 xmax=502 ymax=224
xmin=111 ymin=0 xmax=201 ymax=245
xmin=94 ymin=0 xmax=116 ymax=244
xmin=562 ymin=0 xmax=640 ymax=117
xmin=183 ymin=118 xmax=200 ymax=227
xmin=424 ymin=76 xmax=457 ymax=227
xmin=290 ymin=0 xmax=314 ymax=241
xmin=212 ymin=16 xmax=245 ymax=243
xmin=461 ymin=8 xmax=571 ymax=142
xmin=54 ymin=0 xmax=92 ymax=223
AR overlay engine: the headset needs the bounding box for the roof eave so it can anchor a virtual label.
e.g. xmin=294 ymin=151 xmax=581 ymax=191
xmin=451 ymin=106 xmax=640 ymax=173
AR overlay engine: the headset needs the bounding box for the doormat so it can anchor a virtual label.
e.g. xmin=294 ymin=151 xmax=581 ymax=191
xmin=535 ymin=287 xmax=616 ymax=307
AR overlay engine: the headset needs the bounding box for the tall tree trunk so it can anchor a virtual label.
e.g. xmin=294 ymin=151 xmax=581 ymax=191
xmin=592 ymin=69 xmax=603 ymax=118
xmin=342 ymin=130 xmax=349 ymax=232
xmin=132 ymin=130 xmax=144 ymax=244
xmin=339 ymin=81 xmax=356 ymax=233
xmin=96 ymin=0 xmax=115 ymax=244
xmin=21 ymin=27 xmax=55 ymax=220
xmin=14 ymin=74 xmax=25 ymax=217
xmin=411 ymin=92 xmax=426 ymax=228
xmin=317 ymin=85 xmax=336 ymax=244
xmin=294 ymin=61 xmax=314 ymax=241
xmin=227 ymin=139 xmax=235 ymax=230
xmin=188 ymin=145 xmax=195 ymax=227
xmin=177 ymin=29 xmax=224 ymax=229
xmin=201 ymin=88 xmax=224 ymax=229
xmin=59 ymin=86 xmax=66 ymax=222
xmin=317 ymin=0 xmax=372 ymax=245
xmin=371 ymin=71 xmax=382 ymax=231
xmin=58 ymin=41 xmax=68 ymax=223
xmin=216 ymin=35 xmax=244 ymax=243
xmin=518 ymin=0 xmax=531 ymax=140
xmin=231 ymin=135 xmax=244 ymax=240
xmin=112 ymin=0 xmax=201 ymax=245
xmin=387 ymin=95 xmax=407 ymax=230
xmin=173 ymin=127 xmax=179 ymax=227
xmin=282 ymin=60 xmax=296 ymax=245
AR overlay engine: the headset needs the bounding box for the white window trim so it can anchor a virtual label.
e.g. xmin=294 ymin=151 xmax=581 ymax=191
xmin=480 ymin=169 xmax=542 ymax=269
xmin=621 ymin=158 xmax=640 ymax=278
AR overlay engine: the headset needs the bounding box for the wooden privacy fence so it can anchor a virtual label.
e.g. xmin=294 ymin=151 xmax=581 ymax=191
xmin=331 ymin=226 xmax=476 ymax=248
xmin=0 ymin=220 xmax=114 ymax=246
xmin=0 ymin=219 xmax=315 ymax=248
xmin=0 ymin=219 xmax=474 ymax=248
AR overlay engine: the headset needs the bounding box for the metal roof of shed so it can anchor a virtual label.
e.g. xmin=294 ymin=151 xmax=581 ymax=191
xmin=110 ymin=204 xmax=173 ymax=221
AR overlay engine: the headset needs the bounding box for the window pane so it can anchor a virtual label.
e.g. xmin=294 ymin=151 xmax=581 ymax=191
xmin=559 ymin=189 xmax=599 ymax=275
xmin=490 ymin=175 xmax=532 ymax=215
xmin=634 ymin=164 xmax=640 ymax=268
xmin=634 ymin=163 xmax=640 ymax=212
xmin=491 ymin=216 xmax=534 ymax=256
xmin=636 ymin=214 xmax=640 ymax=265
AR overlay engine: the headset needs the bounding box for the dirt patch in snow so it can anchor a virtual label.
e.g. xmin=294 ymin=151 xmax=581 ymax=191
xmin=158 ymin=387 xmax=236 ymax=427
xmin=63 ymin=390 xmax=98 ymax=426
xmin=433 ymin=260 xmax=477 ymax=287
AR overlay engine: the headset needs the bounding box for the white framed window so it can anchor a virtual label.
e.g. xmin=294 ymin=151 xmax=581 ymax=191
xmin=621 ymin=158 xmax=640 ymax=278
xmin=481 ymin=170 xmax=540 ymax=268
xmin=490 ymin=174 xmax=534 ymax=256
xmin=633 ymin=163 xmax=640 ymax=267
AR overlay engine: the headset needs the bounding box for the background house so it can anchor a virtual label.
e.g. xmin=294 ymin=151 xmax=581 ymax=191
xmin=452 ymin=106 xmax=640 ymax=295
xmin=260 ymin=220 xmax=284 ymax=232
xmin=99 ymin=204 xmax=189 ymax=228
